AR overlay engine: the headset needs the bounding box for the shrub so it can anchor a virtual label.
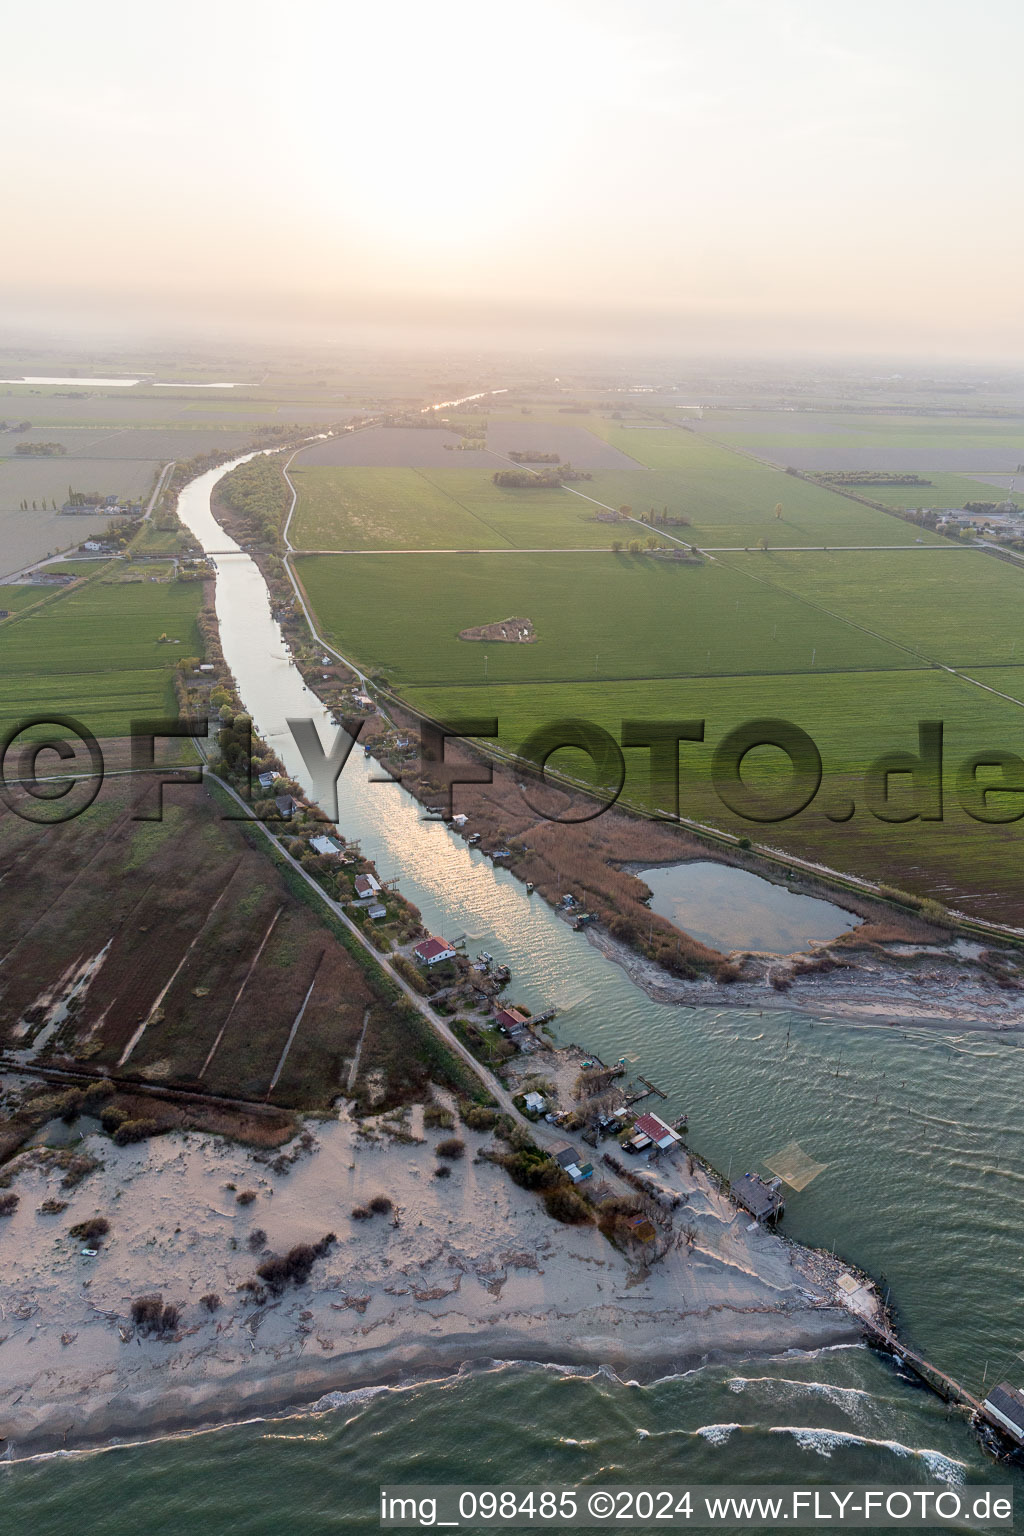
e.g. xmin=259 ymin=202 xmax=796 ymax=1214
xmin=433 ymin=1164 xmax=452 ymax=1179
xmin=368 ymin=1195 xmax=392 ymax=1214
xmin=82 ymin=1080 xmax=116 ymax=1111
xmin=462 ymin=1106 xmax=499 ymax=1131
xmin=130 ymin=1295 xmax=181 ymax=1335
xmin=69 ymin=1216 xmax=110 ymax=1245
xmin=435 ymin=1138 xmax=465 ymax=1161
xmin=236 ymin=1189 xmax=258 ymax=1206
xmin=61 ymin=1153 xmax=101 ymax=1189
xmin=57 ymin=1089 xmax=84 ymax=1124
xmin=501 ymin=1150 xmax=561 ymax=1191
xmin=423 ymin=1104 xmax=455 ymax=1129
xmin=0 ymin=1192 xmax=19 ymax=1216
xmin=39 ymin=1197 xmax=68 ymax=1215
xmin=100 ymin=1105 xmax=128 ymax=1133
xmin=113 ymin=1118 xmax=160 ymax=1146
xmin=351 ymin=1205 xmax=372 ymax=1220
xmin=543 ymin=1186 xmax=594 ymax=1224
xmin=200 ymin=1293 xmax=221 ymax=1313
xmin=256 ymin=1235 xmax=336 ymax=1295
xmin=247 ymin=1227 xmax=268 ymax=1252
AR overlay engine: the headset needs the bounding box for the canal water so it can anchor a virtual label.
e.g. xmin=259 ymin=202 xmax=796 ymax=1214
xmin=6 ymin=453 xmax=1016 ymax=1530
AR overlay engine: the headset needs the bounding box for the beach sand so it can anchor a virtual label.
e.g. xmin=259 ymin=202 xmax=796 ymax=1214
xmin=0 ymin=1105 xmax=870 ymax=1459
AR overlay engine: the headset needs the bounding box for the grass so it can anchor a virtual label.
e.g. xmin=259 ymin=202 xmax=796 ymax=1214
xmin=401 ymin=667 xmax=1024 ymax=922
xmin=289 ymin=465 xmax=629 ymax=550
xmin=0 ymin=579 xmax=203 ymax=738
xmin=0 ymin=584 xmax=50 ymax=615
xmin=578 ymin=429 xmax=947 ymax=547
xmin=295 ymin=551 xmax=912 ymax=687
xmin=840 ymin=472 xmax=1024 ymax=511
xmin=718 ymin=549 xmax=1024 ymax=667
xmin=290 ymin=466 xmax=511 ymax=549
xmin=700 ymin=411 xmax=1024 ymax=467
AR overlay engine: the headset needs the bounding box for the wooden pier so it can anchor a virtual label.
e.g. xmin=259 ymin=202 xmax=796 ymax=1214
xmin=862 ymin=1317 xmax=982 ymax=1413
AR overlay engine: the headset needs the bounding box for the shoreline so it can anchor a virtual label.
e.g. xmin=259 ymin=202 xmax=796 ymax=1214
xmin=0 ymin=1105 xmax=872 ymax=1464
xmin=2 ymin=1316 xmax=864 ymax=1466
xmin=584 ymin=924 xmax=1024 ymax=1031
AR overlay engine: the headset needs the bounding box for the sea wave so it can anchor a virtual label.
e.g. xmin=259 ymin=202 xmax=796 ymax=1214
xmin=769 ymin=1427 xmax=967 ymax=1484
xmin=694 ymin=1423 xmax=743 ymax=1447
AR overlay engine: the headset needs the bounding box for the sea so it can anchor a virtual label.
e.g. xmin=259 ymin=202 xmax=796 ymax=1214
xmin=4 ymin=456 xmax=1019 ymax=1533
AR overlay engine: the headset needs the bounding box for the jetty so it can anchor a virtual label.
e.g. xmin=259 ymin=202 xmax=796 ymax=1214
xmin=862 ymin=1317 xmax=982 ymax=1411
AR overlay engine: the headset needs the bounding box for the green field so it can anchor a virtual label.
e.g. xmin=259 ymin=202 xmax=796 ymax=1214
xmin=0 ymin=584 xmax=51 ymax=615
xmin=580 ymin=429 xmax=946 ymax=547
xmin=297 ymin=551 xmax=913 ymax=687
xmin=699 ymin=411 xmax=1024 ymax=465
xmin=0 ymin=579 xmax=203 ymax=738
xmin=830 ymin=472 xmax=1024 ymax=512
xmin=400 ymin=667 xmax=1024 ymax=919
xmin=718 ymin=549 xmax=1024 ymax=667
xmin=289 ymin=465 xmax=636 ymax=550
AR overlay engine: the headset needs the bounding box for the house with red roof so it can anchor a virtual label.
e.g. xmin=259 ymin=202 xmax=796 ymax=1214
xmin=413 ymin=936 xmax=457 ymax=966
xmin=633 ymin=1112 xmax=682 ymax=1151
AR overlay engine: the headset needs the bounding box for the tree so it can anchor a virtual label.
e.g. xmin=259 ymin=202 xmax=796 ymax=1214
xmin=627 ymin=539 xmax=641 ymax=553
xmin=774 ymin=502 xmax=783 ymax=520
xmin=645 ymin=535 xmax=658 ymax=549
xmin=611 ymin=540 xmax=623 ymax=553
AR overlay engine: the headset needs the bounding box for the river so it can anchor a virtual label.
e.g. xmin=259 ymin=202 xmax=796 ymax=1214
xmin=4 ymin=452 xmax=1021 ymax=1531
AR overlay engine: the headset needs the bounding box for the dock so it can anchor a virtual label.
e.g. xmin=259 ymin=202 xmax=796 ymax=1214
xmin=862 ymin=1317 xmax=982 ymax=1413
xmin=623 ymin=1075 xmax=669 ymax=1108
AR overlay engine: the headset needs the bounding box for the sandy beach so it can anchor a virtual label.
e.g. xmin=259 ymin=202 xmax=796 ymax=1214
xmin=0 ymin=1102 xmax=872 ymax=1460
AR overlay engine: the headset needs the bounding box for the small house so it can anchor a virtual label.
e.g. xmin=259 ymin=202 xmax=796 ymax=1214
xmin=275 ymin=795 xmax=298 ymax=819
xmin=354 ymin=873 xmax=381 ymax=899
xmin=451 ymin=813 xmax=468 ymax=827
xmin=367 ymin=902 xmax=387 ymax=920
xmin=730 ymin=1172 xmax=785 ymax=1223
xmin=257 ymin=770 xmax=279 ymax=790
xmin=413 ymin=936 xmax=457 ymax=966
xmin=495 ymin=1006 xmax=529 ymax=1034
xmin=633 ymin=1113 xmax=682 ymax=1152
xmin=310 ymin=835 xmax=342 ymax=857
xmin=523 ymin=1091 xmax=546 ymax=1114
xmin=982 ymin=1384 xmax=1024 ymax=1444
xmin=626 ymin=1214 xmax=657 ymax=1243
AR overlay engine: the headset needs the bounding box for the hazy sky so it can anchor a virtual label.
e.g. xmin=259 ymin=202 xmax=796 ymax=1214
xmin=3 ymin=0 xmax=1023 ymax=356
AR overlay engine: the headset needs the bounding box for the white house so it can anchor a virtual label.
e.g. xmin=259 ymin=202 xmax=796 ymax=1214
xmin=310 ymin=835 xmax=342 ymax=857
xmin=354 ymin=873 xmax=381 ymax=899
xmin=413 ymin=936 xmax=457 ymax=965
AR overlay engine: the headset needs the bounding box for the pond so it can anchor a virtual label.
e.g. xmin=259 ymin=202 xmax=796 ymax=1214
xmin=637 ymin=858 xmax=859 ymax=953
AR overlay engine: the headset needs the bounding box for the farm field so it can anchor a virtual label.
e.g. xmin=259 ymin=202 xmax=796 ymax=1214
xmin=0 ymin=777 xmax=447 ymax=1110
xmin=0 ymin=584 xmax=50 ymax=615
xmin=0 ymin=578 xmax=203 ymax=739
xmin=289 ymin=466 xmax=511 ymax=549
xmin=296 ymin=425 xmax=494 ymax=469
xmin=401 ymin=666 xmax=1024 ymax=922
xmin=839 ymin=471 xmax=1024 ymax=511
xmin=0 ymin=455 xmax=163 ymax=574
xmin=483 ymin=419 xmax=639 ymax=470
xmin=0 ymin=425 xmax=257 ymax=460
xmin=578 ymin=428 xmax=947 ymax=546
xmin=718 ymin=548 xmax=1024 ymax=666
xmin=296 ymin=551 xmax=913 ymax=686
xmin=288 ymin=465 xmax=639 ymax=550
xmin=692 ymin=411 xmax=1024 ymax=472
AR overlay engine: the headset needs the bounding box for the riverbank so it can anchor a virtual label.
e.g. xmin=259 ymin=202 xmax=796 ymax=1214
xmin=0 ymin=1105 xmax=869 ymax=1461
